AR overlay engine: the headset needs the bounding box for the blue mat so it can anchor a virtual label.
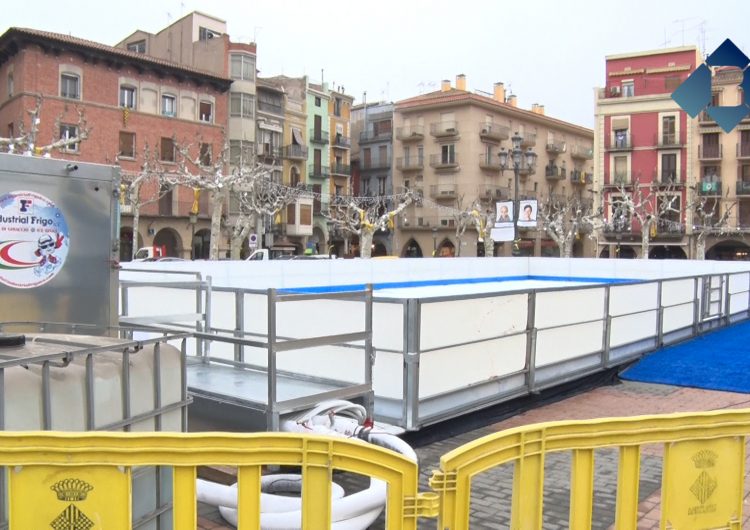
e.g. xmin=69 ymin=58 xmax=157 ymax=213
xmin=621 ymin=320 xmax=750 ymax=393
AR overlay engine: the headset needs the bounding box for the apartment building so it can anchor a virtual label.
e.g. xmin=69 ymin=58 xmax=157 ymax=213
xmin=351 ymin=101 xmax=394 ymax=255
xmin=0 ymin=27 xmax=230 ymax=260
xmin=118 ymin=11 xmax=257 ymax=257
xmin=327 ymin=88 xmax=354 ymax=255
xmin=393 ymin=75 xmax=594 ymax=258
xmin=258 ymin=75 xmax=314 ymax=252
xmin=307 ymin=83 xmax=331 ymax=248
xmin=594 ymin=46 xmax=700 ymax=259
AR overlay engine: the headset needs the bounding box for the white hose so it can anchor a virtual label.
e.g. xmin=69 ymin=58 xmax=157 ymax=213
xmin=195 ymin=400 xmax=417 ymax=530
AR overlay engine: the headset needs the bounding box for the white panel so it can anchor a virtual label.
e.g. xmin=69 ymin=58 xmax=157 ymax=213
xmin=211 ymin=290 xmax=237 ymax=328
xmin=126 ymin=286 xmax=197 ymax=319
xmin=419 ymin=294 xmax=528 ymax=351
xmin=418 ymin=335 xmax=527 ymax=399
xmin=535 ymin=322 xmax=603 ymax=366
xmin=609 ymin=312 xmax=657 ymax=347
xmin=372 ymin=351 xmax=405 ymax=399
xmin=609 ymin=283 xmax=658 ymax=316
xmin=243 ymin=292 xmax=268 ymax=335
xmin=535 ymin=288 xmax=605 ymax=329
xmin=730 ymin=294 xmax=748 ymax=315
xmin=729 ymin=272 xmax=750 ymax=294
xmin=275 ymin=299 xmax=365 ymax=339
xmin=662 ymin=305 xmax=694 ymax=333
xmin=661 ymin=278 xmax=695 ymax=307
xmin=373 ymin=301 xmax=404 ymax=352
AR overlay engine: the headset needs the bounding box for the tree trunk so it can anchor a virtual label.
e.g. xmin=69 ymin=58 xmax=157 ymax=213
xmin=696 ymin=235 xmax=706 ymax=260
xmin=230 ymin=216 xmax=252 ymax=260
xmin=131 ymin=207 xmax=141 ymax=261
xmin=641 ymin=222 xmax=651 ymax=259
xmin=562 ymin=238 xmax=574 ymax=258
xmin=359 ymin=229 xmax=374 ymax=258
xmin=209 ymin=191 xmax=224 ymax=260
xmin=483 ymin=236 xmax=494 ymax=257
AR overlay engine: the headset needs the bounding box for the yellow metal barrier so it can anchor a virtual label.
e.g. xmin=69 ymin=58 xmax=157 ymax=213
xmin=429 ymin=408 xmax=750 ymax=530
xmin=0 ymin=432 xmax=438 ymax=529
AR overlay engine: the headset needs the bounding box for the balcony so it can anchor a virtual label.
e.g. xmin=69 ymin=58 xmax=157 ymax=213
xmin=738 ymin=143 xmax=750 ymax=160
xmin=546 ymin=138 xmax=566 ymax=155
xmin=359 ymin=129 xmax=393 ymax=143
xmin=654 ymin=219 xmax=686 ymax=239
xmin=281 ymin=144 xmax=308 ymax=160
xmin=698 ymin=144 xmax=722 ymax=160
xmin=429 ymin=153 xmax=459 ymax=170
xmin=602 ymin=221 xmax=635 ymax=237
xmin=606 ymin=173 xmax=632 ymax=187
xmin=570 ymin=144 xmax=593 ymax=160
xmin=517 ymin=159 xmax=535 ymax=177
xmin=397 ymin=214 xmax=456 ymax=231
xmin=519 ymin=131 xmax=536 ymax=147
xmin=478 ymin=186 xmax=507 ymax=201
xmin=570 ymin=170 xmax=593 ymax=185
xmin=430 ymin=121 xmax=459 ymax=137
xmin=479 ymin=123 xmax=510 ymax=142
xmin=396 ymin=156 xmax=424 ymax=171
xmin=699 ymin=180 xmax=721 ymax=195
xmin=545 ymin=165 xmax=565 ymax=181
xmin=429 ymin=183 xmax=458 ymax=199
xmin=308 ymin=164 xmax=330 ymax=179
xmin=652 ymin=170 xmax=683 ymax=186
xmin=309 ymin=129 xmax=329 ymax=144
xmin=331 ymin=163 xmax=351 ymax=176
xmin=608 ymin=133 xmax=632 ymax=151
xmin=396 ymin=125 xmax=424 ymax=141
xmin=257 ymin=144 xmax=281 ymax=160
xmin=361 ymin=157 xmax=391 ymax=172
xmin=285 ymin=196 xmax=314 ymax=237
xmin=656 ymin=133 xmax=682 ymax=149
xmin=478 ymin=153 xmax=501 ymax=171
xmin=332 ymin=135 xmax=351 ymax=149
xmin=737 ymin=181 xmax=750 ymax=196
xmin=699 ymin=110 xmax=715 ymax=124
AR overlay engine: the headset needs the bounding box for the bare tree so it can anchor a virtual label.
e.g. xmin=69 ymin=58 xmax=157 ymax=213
xmin=467 ymin=197 xmax=498 ymax=258
xmin=0 ymin=96 xmax=90 ymax=155
xmin=452 ymin=195 xmax=474 ymax=257
xmin=324 ymin=193 xmax=413 ymax=258
xmin=539 ymin=193 xmax=602 ymax=258
xmin=688 ymin=189 xmax=738 ymax=260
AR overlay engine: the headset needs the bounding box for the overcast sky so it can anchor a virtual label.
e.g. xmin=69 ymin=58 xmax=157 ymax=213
xmin=3 ymin=0 xmax=747 ymax=129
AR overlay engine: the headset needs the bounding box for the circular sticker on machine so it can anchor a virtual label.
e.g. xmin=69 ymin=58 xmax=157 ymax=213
xmin=0 ymin=191 xmax=70 ymax=289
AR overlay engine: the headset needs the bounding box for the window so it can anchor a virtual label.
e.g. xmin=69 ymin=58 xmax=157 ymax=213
xmin=162 ymin=94 xmax=176 ymax=116
xmin=622 ymin=81 xmax=634 ymax=97
xmin=7 ymin=72 xmax=13 ymax=97
xmin=258 ymin=91 xmax=283 ymax=114
xmin=230 ymin=93 xmax=254 ymax=118
xmin=119 ymin=131 xmax=135 ymax=158
xmin=300 ymin=204 xmax=312 ymax=225
xmin=160 ymin=137 xmax=175 ymax=162
xmin=120 ymin=86 xmax=136 ymax=109
xmin=702 ymin=132 xmax=720 ymax=158
xmin=230 ymin=54 xmax=255 ymax=81
xmin=379 ymin=145 xmax=388 ymax=166
xmin=199 ymin=101 xmax=213 ymax=123
xmin=127 ymin=40 xmax=146 ymax=53
xmin=363 ymin=147 xmax=371 ymax=168
xmin=661 ymin=153 xmax=676 ymax=182
xmin=200 ymin=143 xmax=211 ymax=166
xmin=362 ymin=178 xmax=371 ymax=196
xmin=664 ymin=75 xmax=681 ymax=92
xmin=7 ymin=123 xmax=13 ymax=138
xmin=613 ymin=156 xmax=627 ymax=183
xmin=158 ymin=184 xmax=173 ymax=216
xmin=335 ymin=184 xmax=343 ymax=196
xmin=60 ymin=124 xmax=78 ymax=152
xmin=60 ymin=74 xmax=80 ymax=100
xmin=614 ymin=129 xmax=628 ymax=148
xmin=315 ymin=96 xmax=321 ymax=107
xmin=378 ymin=177 xmax=386 ymax=195
xmin=441 ymin=144 xmax=455 ymax=164
xmin=661 ymin=116 xmax=676 ymax=145
xmin=334 ymin=98 xmax=342 ymax=117
xmin=199 ymin=27 xmax=219 ymax=41
xmin=230 ymin=140 xmax=252 ymax=165
xmin=417 ymin=145 xmax=424 ymax=164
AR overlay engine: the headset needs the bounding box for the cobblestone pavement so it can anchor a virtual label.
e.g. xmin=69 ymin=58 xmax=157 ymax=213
xmin=198 ymin=380 xmax=750 ymax=529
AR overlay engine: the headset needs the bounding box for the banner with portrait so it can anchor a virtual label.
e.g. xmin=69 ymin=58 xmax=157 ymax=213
xmin=492 ymin=200 xmax=514 ymax=241
xmin=517 ymin=199 xmax=538 ymax=228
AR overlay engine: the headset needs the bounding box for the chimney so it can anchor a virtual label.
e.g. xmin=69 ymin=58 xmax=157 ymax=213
xmin=538 ymin=105 xmax=545 ymax=116
xmin=508 ymin=94 xmax=517 ymax=107
xmin=531 ymin=103 xmax=539 ymax=113
xmin=493 ymin=82 xmax=505 ymax=103
xmin=456 ymin=74 xmax=467 ymax=91
xmin=441 ymin=79 xmax=451 ymax=92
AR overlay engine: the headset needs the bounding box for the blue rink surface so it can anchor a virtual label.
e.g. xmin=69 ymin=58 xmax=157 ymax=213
xmin=621 ymin=320 xmax=750 ymax=393
xmin=280 ymin=275 xmax=635 ymax=296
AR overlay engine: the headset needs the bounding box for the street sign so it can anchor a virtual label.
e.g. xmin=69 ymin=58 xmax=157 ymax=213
xmin=248 ymin=233 xmax=258 ymax=249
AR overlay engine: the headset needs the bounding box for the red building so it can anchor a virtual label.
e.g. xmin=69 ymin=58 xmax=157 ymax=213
xmin=0 ymin=27 xmax=231 ymax=260
xmin=595 ymin=46 xmax=700 ymax=258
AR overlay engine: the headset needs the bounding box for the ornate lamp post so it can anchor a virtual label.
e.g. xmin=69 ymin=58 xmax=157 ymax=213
xmin=432 ymin=226 xmax=438 ymax=257
xmin=499 ymin=132 xmax=537 ymax=255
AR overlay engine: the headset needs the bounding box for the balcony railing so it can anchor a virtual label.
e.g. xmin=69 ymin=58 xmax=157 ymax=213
xmin=359 ymin=129 xmax=393 ymax=143
xmin=519 ymin=131 xmax=536 ymax=147
xmin=699 ymin=180 xmax=721 ymax=195
xmin=545 ymin=139 xmax=566 ymax=155
xmin=738 ymin=143 xmax=750 ymax=159
xmin=430 ymin=121 xmax=459 ymax=137
xmin=699 ymin=110 xmax=715 ymax=124
xmin=281 ymin=144 xmax=308 ymax=160
xmin=518 ymin=159 xmax=535 ymax=176
xmin=309 ymin=129 xmax=329 ymax=144
xmin=737 ymin=181 xmax=750 ymax=195
xmin=652 ymin=169 xmax=682 ymax=185
xmin=396 ymin=156 xmax=424 ymax=171
xmin=609 ymin=172 xmax=632 ymax=186
xmin=608 ymin=134 xmax=632 ymax=151
xmin=656 ymin=133 xmax=682 ymax=148
xmin=699 ymin=144 xmax=722 ymax=160
xmin=257 ymin=144 xmax=281 ymax=159
xmin=570 ymin=170 xmax=593 ymax=185
xmin=331 ymin=163 xmax=351 ymax=176
xmin=361 ymin=158 xmax=391 ymax=171
xmin=570 ymin=144 xmax=593 ymax=160
xmin=258 ymin=101 xmax=284 ymax=115
xmin=654 ymin=219 xmax=686 ymax=238
xmin=479 ymin=123 xmax=510 ymax=142
xmin=545 ymin=165 xmax=565 ymax=180
xmin=429 ymin=153 xmax=459 ymax=170
xmin=396 ymin=125 xmax=424 ymax=141
xmin=332 ymin=135 xmax=351 ymax=149
xmin=308 ymin=164 xmax=330 ymax=179
xmin=478 ymin=153 xmax=501 ymax=171
xmin=397 ymin=214 xmax=457 ymax=230
xmin=429 ymin=183 xmax=458 ymax=199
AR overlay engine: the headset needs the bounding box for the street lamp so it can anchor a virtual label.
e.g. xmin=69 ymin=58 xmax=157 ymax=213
xmin=432 ymin=226 xmax=438 ymax=257
xmin=499 ymin=132 xmax=537 ymax=256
